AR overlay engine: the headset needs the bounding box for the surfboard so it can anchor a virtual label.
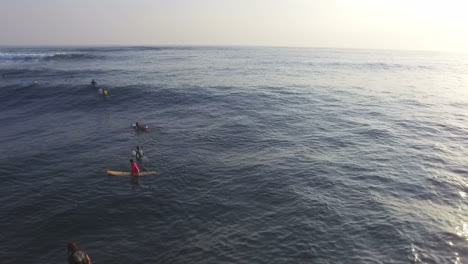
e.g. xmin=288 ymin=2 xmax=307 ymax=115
xmin=106 ymin=170 xmax=157 ymax=176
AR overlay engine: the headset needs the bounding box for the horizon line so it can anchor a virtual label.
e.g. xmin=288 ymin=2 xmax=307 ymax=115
xmin=0 ymin=44 xmax=466 ymax=55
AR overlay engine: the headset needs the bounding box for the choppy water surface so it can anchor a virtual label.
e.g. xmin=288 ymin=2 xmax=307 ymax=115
xmin=0 ymin=46 xmax=467 ymax=263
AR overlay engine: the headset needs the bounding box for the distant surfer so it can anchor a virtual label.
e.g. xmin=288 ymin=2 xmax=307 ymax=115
xmin=67 ymin=242 xmax=92 ymax=264
xmin=135 ymin=145 xmax=144 ymax=160
xmin=130 ymin=159 xmax=140 ymax=176
xmin=91 ymin=79 xmax=97 ymax=87
xmin=133 ymin=122 xmax=149 ymax=131
xmin=98 ymin=88 xmax=108 ymax=96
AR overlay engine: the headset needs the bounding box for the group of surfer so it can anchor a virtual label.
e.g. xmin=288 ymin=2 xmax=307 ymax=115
xmin=91 ymin=80 xmax=149 ymax=133
xmin=67 ymin=153 xmax=146 ymax=263
xmin=130 ymin=123 xmax=149 ymax=176
xmin=130 ymin=145 xmax=145 ymax=176
xmin=91 ymin=79 xmax=150 ymax=174
xmin=129 ymin=125 xmax=150 ymax=176
xmin=0 ymin=76 xmax=150 ymax=262
xmin=66 ymin=81 xmax=150 ymax=263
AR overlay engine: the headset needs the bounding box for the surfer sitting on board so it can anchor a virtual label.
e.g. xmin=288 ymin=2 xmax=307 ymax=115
xmin=67 ymin=242 xmax=92 ymax=264
xmin=130 ymin=159 xmax=140 ymax=176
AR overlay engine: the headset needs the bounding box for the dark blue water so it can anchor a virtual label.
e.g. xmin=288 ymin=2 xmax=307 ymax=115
xmin=1 ymin=46 xmax=468 ymax=263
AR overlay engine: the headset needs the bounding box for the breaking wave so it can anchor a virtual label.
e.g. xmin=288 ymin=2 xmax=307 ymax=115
xmin=0 ymin=52 xmax=100 ymax=61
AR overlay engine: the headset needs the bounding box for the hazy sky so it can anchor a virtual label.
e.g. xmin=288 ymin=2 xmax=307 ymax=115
xmin=1 ymin=0 xmax=468 ymax=52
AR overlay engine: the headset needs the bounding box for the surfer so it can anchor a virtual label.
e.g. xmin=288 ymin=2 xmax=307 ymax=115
xmin=133 ymin=122 xmax=149 ymax=131
xmin=135 ymin=145 xmax=144 ymax=160
xmin=98 ymin=88 xmax=109 ymax=96
xmin=67 ymin=242 xmax=92 ymax=264
xmin=91 ymin=79 xmax=97 ymax=87
xmin=130 ymin=159 xmax=140 ymax=176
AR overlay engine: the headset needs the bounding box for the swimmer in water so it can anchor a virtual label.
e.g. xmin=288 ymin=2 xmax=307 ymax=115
xmin=91 ymin=79 xmax=97 ymax=87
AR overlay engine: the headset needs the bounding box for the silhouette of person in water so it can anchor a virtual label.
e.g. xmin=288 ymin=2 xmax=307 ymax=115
xmin=134 ymin=122 xmax=149 ymax=131
xmin=67 ymin=242 xmax=92 ymax=264
xmin=91 ymin=79 xmax=97 ymax=87
xmin=135 ymin=145 xmax=144 ymax=160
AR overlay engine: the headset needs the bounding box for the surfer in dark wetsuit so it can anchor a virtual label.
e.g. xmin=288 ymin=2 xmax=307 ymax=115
xmin=91 ymin=79 xmax=97 ymax=87
xmin=135 ymin=145 xmax=144 ymax=160
xmin=67 ymin=242 xmax=92 ymax=264
xmin=133 ymin=122 xmax=149 ymax=131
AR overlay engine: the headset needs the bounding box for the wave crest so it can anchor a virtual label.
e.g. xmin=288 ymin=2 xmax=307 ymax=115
xmin=0 ymin=52 xmax=99 ymax=61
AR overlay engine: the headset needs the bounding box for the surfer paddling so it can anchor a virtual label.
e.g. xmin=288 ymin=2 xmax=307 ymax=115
xmin=132 ymin=122 xmax=149 ymax=131
xmin=67 ymin=242 xmax=92 ymax=264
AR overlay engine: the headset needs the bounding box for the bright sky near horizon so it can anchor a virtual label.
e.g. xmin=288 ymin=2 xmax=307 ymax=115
xmin=1 ymin=0 xmax=468 ymax=52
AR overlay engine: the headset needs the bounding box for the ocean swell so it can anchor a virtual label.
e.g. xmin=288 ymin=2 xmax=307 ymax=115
xmin=0 ymin=52 xmax=100 ymax=61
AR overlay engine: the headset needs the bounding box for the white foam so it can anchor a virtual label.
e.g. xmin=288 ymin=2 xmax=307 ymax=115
xmin=0 ymin=52 xmax=66 ymax=60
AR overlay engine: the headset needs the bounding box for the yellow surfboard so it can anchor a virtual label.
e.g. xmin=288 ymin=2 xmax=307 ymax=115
xmin=106 ymin=170 xmax=158 ymax=176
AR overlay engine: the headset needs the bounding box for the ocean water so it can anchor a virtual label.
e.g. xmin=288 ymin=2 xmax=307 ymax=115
xmin=0 ymin=46 xmax=467 ymax=264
